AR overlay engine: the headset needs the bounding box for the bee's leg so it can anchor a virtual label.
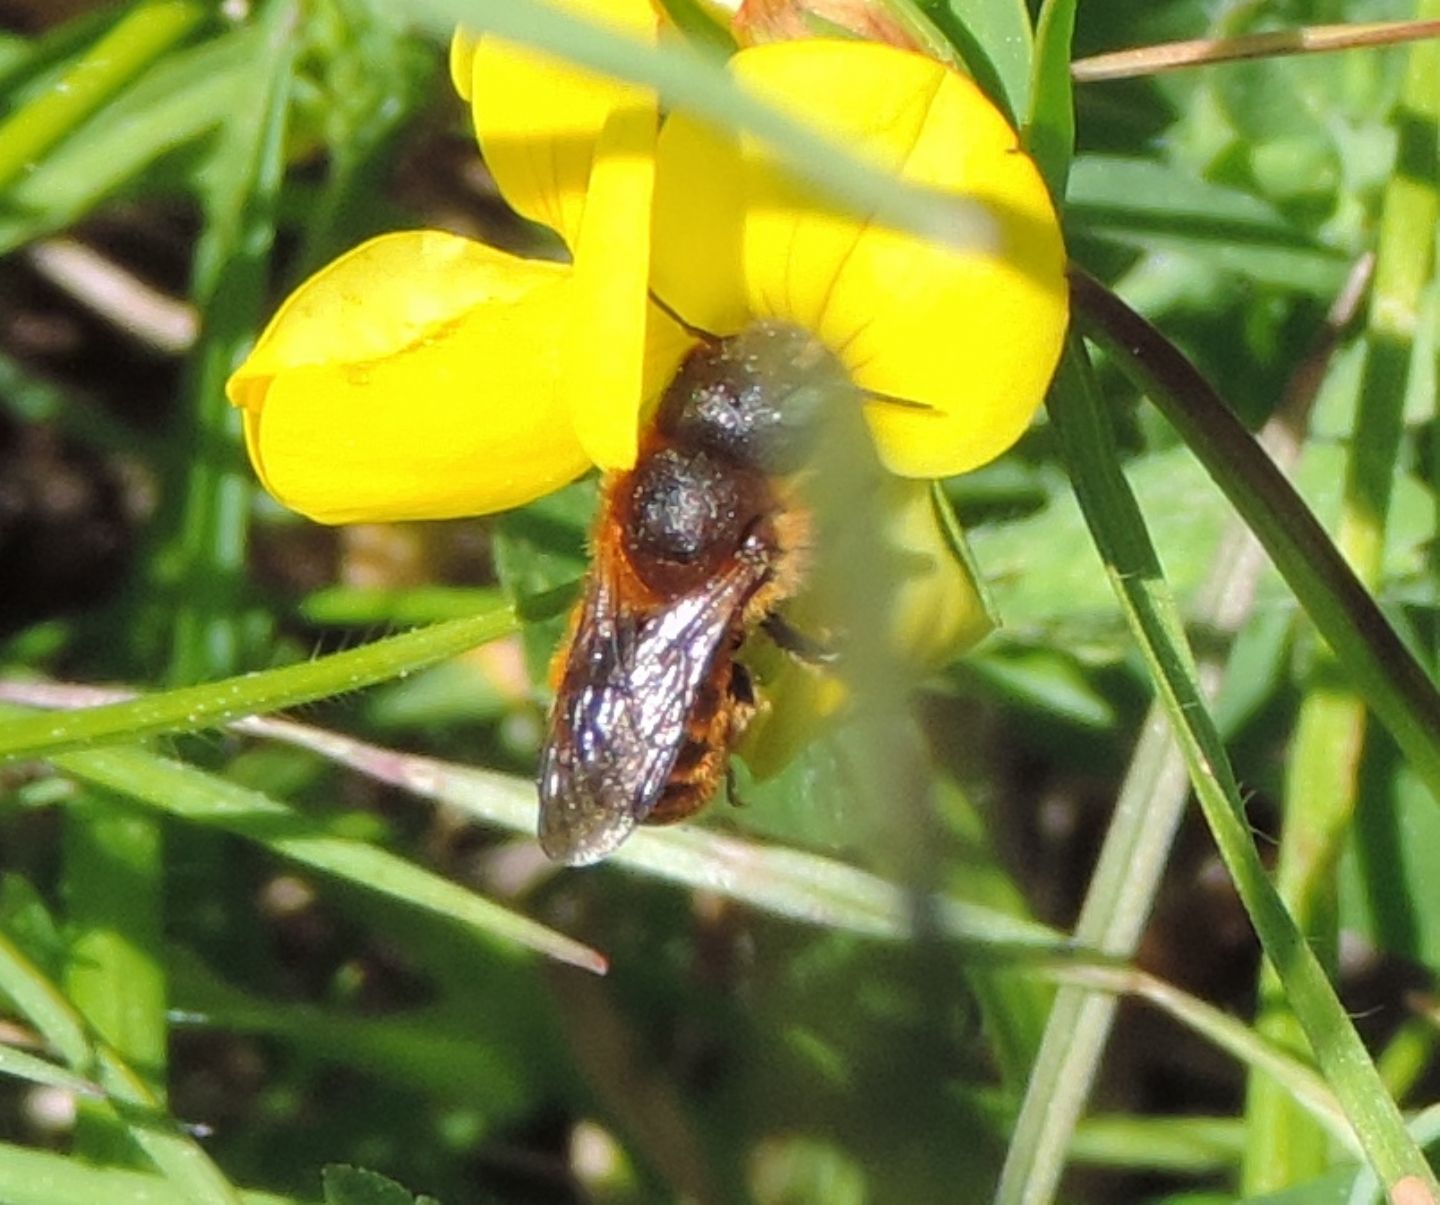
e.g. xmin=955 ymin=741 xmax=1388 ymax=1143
xmin=761 ymin=613 xmax=838 ymax=666
xmin=724 ymin=760 xmax=747 ymax=809
xmin=725 ymin=661 xmax=756 ymax=809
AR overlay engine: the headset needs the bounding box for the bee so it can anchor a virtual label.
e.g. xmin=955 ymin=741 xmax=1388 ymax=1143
xmin=537 ymin=320 xmax=849 ymax=865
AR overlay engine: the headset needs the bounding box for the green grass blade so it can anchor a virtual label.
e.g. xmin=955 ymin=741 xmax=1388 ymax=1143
xmin=161 ymin=0 xmax=298 ymax=684
xmin=1005 ymin=336 xmax=1438 ymax=1200
xmin=0 ymin=26 xmax=261 ymax=256
xmin=0 ymin=682 xmax=1067 ymax=953
xmin=1068 ymin=1115 xmax=1243 ymax=1174
xmin=1001 ymin=278 xmax=1355 ymax=1204
xmin=925 ymin=0 xmax=1033 ymax=118
xmin=1034 ymin=962 xmax=1352 ymax=1149
xmin=0 ymin=608 xmax=516 ymax=762
xmin=32 ymin=737 xmax=605 ymax=975
xmin=1245 ymin=13 xmax=1440 ymax=1190
xmin=212 ymin=712 xmax=1065 ymax=951
xmin=62 ymin=792 xmax=167 ymax=1159
xmin=0 ymin=1140 xmax=296 ymax=1205
xmin=0 ymin=0 xmax=207 ymax=190
xmin=1024 ymin=0 xmax=1076 ymax=194
xmin=0 ymin=934 xmax=89 ymax=1070
xmin=0 ymin=1044 xmax=100 ymax=1097
xmin=0 ymin=932 xmax=243 ymax=1205
xmin=1070 ymin=269 xmax=1440 ymax=810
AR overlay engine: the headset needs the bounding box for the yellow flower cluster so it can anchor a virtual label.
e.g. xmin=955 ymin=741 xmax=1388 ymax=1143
xmin=226 ymin=0 xmax=1067 ymax=530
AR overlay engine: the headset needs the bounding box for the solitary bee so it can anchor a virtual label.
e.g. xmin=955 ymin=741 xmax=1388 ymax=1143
xmin=537 ymin=321 xmax=851 ymax=865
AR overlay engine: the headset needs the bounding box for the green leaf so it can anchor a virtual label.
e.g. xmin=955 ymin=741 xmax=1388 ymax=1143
xmin=921 ymin=0 xmax=1033 ymax=120
xmin=1025 ymin=0 xmax=1076 ymax=194
xmin=323 ymin=1166 xmax=439 ymax=1205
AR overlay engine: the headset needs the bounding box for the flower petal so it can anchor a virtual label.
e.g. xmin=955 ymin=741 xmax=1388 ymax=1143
xmin=654 ymin=40 xmax=1067 ymax=478
xmin=227 ymin=231 xmax=590 ymax=523
xmin=652 ymin=111 xmax=750 ymax=336
xmin=449 ymin=26 xmax=479 ymax=101
xmin=562 ymin=82 xmax=659 ymax=469
xmin=459 ymin=0 xmax=660 ymax=248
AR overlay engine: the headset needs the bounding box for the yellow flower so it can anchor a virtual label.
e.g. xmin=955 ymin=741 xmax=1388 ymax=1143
xmin=231 ymin=0 xmax=678 ymax=523
xmin=652 ymin=39 xmax=1066 ymax=477
xmin=226 ymin=12 xmax=1069 ymax=777
xmin=227 ymin=18 xmax=1066 ymax=525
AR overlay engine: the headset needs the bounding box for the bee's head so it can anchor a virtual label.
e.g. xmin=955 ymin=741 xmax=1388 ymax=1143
xmin=655 ymin=321 xmax=852 ymax=476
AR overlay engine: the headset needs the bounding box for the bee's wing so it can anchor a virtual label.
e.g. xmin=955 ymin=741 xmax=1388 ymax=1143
xmin=538 ymin=541 xmax=766 ymax=866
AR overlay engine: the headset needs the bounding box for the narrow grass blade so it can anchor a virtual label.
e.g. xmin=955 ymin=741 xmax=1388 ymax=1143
xmin=216 ymin=712 xmax=1065 ymax=951
xmin=0 ymin=1044 xmax=100 ymax=1098
xmin=1004 ymin=256 xmax=1373 ymax=1204
xmin=1070 ymin=269 xmax=1440 ymax=810
xmin=0 ymin=608 xmax=516 ymax=763
xmin=1246 ymin=17 xmax=1440 ymax=1189
xmin=35 ymin=739 xmax=605 ymax=975
xmin=999 ymin=337 xmax=1439 ymax=1201
xmin=1025 ymin=0 xmax=1077 ymax=194
xmin=0 ymin=1140 xmax=296 ymax=1205
xmin=0 ymin=683 xmax=1065 ymax=953
xmin=0 ymin=933 xmax=243 ymax=1205
xmin=0 ymin=0 xmax=207 ymax=190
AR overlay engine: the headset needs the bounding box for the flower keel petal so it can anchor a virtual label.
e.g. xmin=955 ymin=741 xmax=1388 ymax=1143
xmin=228 ymin=231 xmax=589 ymax=523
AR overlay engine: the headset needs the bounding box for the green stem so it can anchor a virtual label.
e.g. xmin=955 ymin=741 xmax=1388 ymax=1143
xmin=0 ymin=0 xmax=206 ymax=192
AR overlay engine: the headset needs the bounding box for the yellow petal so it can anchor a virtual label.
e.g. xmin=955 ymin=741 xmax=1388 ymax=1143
xmin=562 ymin=88 xmax=658 ymax=469
xmin=449 ymin=26 xmax=479 ymax=101
xmin=654 ymin=40 xmax=1067 ymax=477
xmin=227 ymin=231 xmax=590 ymax=524
xmin=652 ymin=112 xmax=750 ymax=336
xmin=461 ymin=0 xmax=660 ymax=248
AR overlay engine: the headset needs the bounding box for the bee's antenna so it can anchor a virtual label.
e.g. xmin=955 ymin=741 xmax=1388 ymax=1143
xmin=648 ymin=290 xmax=720 ymax=342
xmin=865 ymin=389 xmax=936 ymax=412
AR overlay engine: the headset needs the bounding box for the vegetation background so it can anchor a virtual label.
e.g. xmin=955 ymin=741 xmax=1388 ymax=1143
xmin=0 ymin=0 xmax=1437 ymax=1202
